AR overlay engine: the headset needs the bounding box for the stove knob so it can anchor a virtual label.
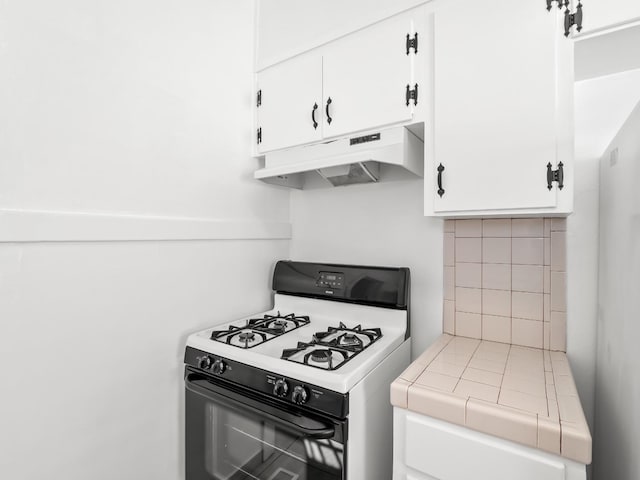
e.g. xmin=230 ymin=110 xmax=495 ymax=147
xmin=212 ymin=359 xmax=226 ymax=375
xmin=198 ymin=356 xmax=212 ymax=370
xmin=273 ymin=379 xmax=289 ymax=397
xmin=292 ymin=386 xmax=309 ymax=405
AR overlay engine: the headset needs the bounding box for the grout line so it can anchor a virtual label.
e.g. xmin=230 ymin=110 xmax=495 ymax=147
xmin=510 ymin=218 xmax=514 ymax=345
xmin=480 ymin=223 xmax=484 ymax=340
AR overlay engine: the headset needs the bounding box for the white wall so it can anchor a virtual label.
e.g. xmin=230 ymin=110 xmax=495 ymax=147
xmin=290 ymin=180 xmax=444 ymax=358
xmin=593 ymin=101 xmax=640 ymax=480
xmin=0 ymin=0 xmax=288 ymax=221
xmin=566 ymin=158 xmax=599 ymax=433
xmin=0 ymin=1 xmax=289 ymax=479
xmin=572 ymin=65 xmax=640 ymax=438
xmin=0 ymin=241 xmax=288 ymax=480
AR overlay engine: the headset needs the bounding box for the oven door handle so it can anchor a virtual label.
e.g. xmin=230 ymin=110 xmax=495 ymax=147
xmin=185 ymin=373 xmax=336 ymax=439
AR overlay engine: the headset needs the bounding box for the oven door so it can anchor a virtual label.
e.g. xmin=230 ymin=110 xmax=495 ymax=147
xmin=185 ymin=370 xmax=346 ymax=480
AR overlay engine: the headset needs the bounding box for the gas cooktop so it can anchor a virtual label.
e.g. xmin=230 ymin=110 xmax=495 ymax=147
xmin=210 ymin=311 xmax=383 ymax=370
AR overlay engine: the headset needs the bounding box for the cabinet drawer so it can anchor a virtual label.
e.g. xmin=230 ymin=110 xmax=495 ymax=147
xmin=405 ymin=413 xmax=566 ymax=480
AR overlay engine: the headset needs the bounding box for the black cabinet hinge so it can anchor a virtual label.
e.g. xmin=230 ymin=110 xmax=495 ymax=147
xmin=405 ymin=84 xmax=418 ymax=106
xmin=257 ymin=127 xmax=262 ymax=145
xmin=564 ymin=2 xmax=583 ymax=37
xmin=546 ymin=0 xmax=568 ymax=11
xmin=257 ymin=90 xmax=262 ymax=107
xmin=547 ymin=162 xmax=564 ymax=190
xmin=546 ymin=0 xmax=582 ymax=38
xmin=406 ymin=32 xmax=418 ymax=55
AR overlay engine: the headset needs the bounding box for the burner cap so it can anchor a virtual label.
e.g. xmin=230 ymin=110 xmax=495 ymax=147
xmin=310 ymin=349 xmax=332 ymax=363
xmin=238 ymin=332 xmax=256 ymax=342
xmin=341 ymin=333 xmax=360 ymax=345
xmin=272 ymin=320 xmax=287 ymax=328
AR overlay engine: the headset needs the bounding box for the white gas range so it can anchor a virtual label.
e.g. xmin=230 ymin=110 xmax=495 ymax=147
xmin=184 ymin=261 xmax=411 ymax=480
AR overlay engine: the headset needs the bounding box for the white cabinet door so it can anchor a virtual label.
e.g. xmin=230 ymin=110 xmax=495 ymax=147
xmin=430 ymin=0 xmax=570 ymax=214
xmin=577 ymin=0 xmax=640 ymax=34
xmin=322 ymin=9 xmax=419 ymax=138
xmin=256 ymin=54 xmax=323 ymax=153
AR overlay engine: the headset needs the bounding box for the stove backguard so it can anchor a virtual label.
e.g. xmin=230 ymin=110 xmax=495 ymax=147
xmin=272 ymin=260 xmax=411 ymax=339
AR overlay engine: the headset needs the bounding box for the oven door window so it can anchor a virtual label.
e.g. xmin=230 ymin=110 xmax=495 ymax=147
xmin=186 ymin=377 xmax=345 ymax=480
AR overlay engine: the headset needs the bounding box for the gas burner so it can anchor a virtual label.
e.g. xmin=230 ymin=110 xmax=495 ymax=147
xmin=309 ymin=349 xmax=333 ymax=363
xmin=210 ymin=312 xmax=311 ymax=349
xmin=313 ymin=322 xmax=382 ymax=351
xmin=339 ymin=333 xmax=362 ymax=347
xmin=238 ymin=332 xmax=256 ymax=342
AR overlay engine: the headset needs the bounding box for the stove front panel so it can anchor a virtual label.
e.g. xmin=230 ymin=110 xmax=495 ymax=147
xmin=185 ymin=348 xmax=349 ymax=419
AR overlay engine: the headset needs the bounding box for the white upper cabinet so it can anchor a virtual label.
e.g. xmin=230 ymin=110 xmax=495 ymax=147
xmin=256 ymin=54 xmax=323 ymax=153
xmin=255 ymin=5 xmax=428 ymax=155
xmin=575 ymin=0 xmax=640 ymax=35
xmin=322 ymin=10 xmax=420 ymax=138
xmin=426 ymin=0 xmax=573 ymax=216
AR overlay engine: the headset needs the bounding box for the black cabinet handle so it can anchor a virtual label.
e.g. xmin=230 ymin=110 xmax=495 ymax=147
xmin=325 ymin=97 xmax=332 ymax=125
xmin=311 ymin=103 xmax=318 ymax=129
xmin=437 ymin=164 xmax=445 ymax=197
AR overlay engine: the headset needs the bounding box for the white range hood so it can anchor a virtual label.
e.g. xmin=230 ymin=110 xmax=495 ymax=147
xmin=254 ymin=126 xmax=424 ymax=189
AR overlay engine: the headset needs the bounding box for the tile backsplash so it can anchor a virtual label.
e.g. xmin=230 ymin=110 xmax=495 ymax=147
xmin=443 ymin=218 xmax=567 ymax=351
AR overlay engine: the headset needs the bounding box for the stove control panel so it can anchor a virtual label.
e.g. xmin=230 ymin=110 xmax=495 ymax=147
xmin=185 ymin=347 xmax=348 ymax=418
xmin=316 ymin=271 xmax=345 ymax=290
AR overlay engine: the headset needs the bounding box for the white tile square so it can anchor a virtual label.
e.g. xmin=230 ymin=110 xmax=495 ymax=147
xmin=482 ymin=263 xmax=511 ymax=291
xmin=444 ymin=219 xmax=455 ymax=233
xmin=482 ymin=315 xmax=511 ymax=344
xmin=482 ymin=219 xmax=511 ymax=237
xmin=455 ymin=219 xmax=482 ymax=237
xmin=544 ymin=266 xmax=551 ymax=294
xmin=456 ymin=287 xmax=482 ymax=314
xmin=512 ymin=238 xmax=544 ymax=265
xmin=512 ymin=219 xmax=544 ymax=237
xmin=512 ymin=265 xmax=544 ymax=293
xmin=551 ymin=218 xmax=567 ymax=231
xmin=483 ymin=238 xmax=511 ymax=264
xmin=544 ymin=238 xmax=551 ymax=266
xmin=551 ymin=231 xmax=566 ymax=272
xmin=551 ymin=272 xmax=567 ymax=312
xmin=444 ymin=232 xmax=455 ymax=266
xmin=456 ymin=263 xmax=482 ymax=288
xmin=483 ymin=289 xmax=511 ymax=317
xmin=456 ymin=238 xmax=482 ymax=263
xmin=511 ymin=318 xmax=544 ymax=349
xmin=444 ymin=300 xmax=455 ymax=334
xmin=544 ymin=293 xmax=551 ymax=322
xmin=456 ymin=312 xmax=482 ymax=339
xmin=550 ymin=311 xmax=567 ymax=352
xmin=512 ymin=292 xmax=543 ymax=320
xmin=444 ymin=266 xmax=455 ymax=301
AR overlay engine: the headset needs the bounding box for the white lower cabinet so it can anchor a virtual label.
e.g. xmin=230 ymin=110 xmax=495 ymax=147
xmin=393 ymin=409 xmax=587 ymax=480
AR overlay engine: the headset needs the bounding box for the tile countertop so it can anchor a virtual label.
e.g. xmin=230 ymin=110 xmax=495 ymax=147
xmin=391 ymin=334 xmax=592 ymax=464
